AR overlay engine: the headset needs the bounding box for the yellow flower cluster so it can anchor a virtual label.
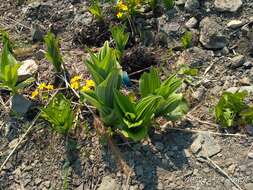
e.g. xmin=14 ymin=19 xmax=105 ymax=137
xmin=70 ymin=75 xmax=95 ymax=92
xmin=31 ymin=82 xmax=54 ymax=99
xmin=81 ymin=79 xmax=95 ymax=92
xmin=115 ymin=0 xmax=128 ymax=18
xmin=70 ymin=75 xmax=82 ymax=90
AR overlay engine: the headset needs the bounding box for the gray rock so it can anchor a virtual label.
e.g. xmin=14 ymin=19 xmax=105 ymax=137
xmin=248 ymin=152 xmax=253 ymax=159
xmin=227 ymin=20 xmax=244 ymax=29
xmin=97 ymin=176 xmax=120 ymax=190
xmin=230 ymin=55 xmax=245 ymax=68
xmin=31 ymin=23 xmax=45 ymax=42
xmin=185 ymin=17 xmax=198 ymax=28
xmin=24 ymin=2 xmax=52 ymax=21
xmin=185 ymin=0 xmax=199 ymax=11
xmin=245 ymin=183 xmax=253 ymax=190
xmin=175 ymin=0 xmax=187 ymax=5
xmin=192 ymin=86 xmax=206 ymax=101
xmin=214 ymin=0 xmax=242 ymax=12
xmin=155 ymin=142 xmax=164 ymax=151
xmin=201 ymin=133 xmax=221 ymax=157
xmin=191 ymin=133 xmax=221 ymax=157
xmin=73 ymin=12 xmax=93 ymax=26
xmin=11 ymin=94 xmax=33 ymax=116
xmin=199 ymin=17 xmax=227 ymax=49
xmin=226 ymin=86 xmax=253 ymax=93
xmin=18 ymin=59 xmax=38 ymax=82
xmin=228 ymin=164 xmax=236 ymax=174
xmin=190 ymin=134 xmax=204 ymax=153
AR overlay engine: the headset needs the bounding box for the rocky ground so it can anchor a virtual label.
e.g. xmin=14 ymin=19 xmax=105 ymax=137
xmin=0 ymin=0 xmax=253 ymax=190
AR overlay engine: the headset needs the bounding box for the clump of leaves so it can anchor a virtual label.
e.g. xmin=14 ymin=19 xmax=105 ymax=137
xmin=139 ymin=67 xmax=188 ymax=120
xmin=44 ymin=32 xmax=64 ymax=73
xmin=110 ymin=25 xmax=130 ymax=58
xmin=85 ymin=41 xmax=121 ymax=86
xmin=113 ymin=90 xmax=162 ymax=141
xmin=181 ymin=31 xmax=192 ymax=49
xmin=215 ymin=91 xmax=249 ymax=128
xmin=41 ymin=93 xmax=73 ymax=135
xmin=83 ymin=65 xmax=188 ymax=141
xmin=178 ymin=64 xmax=198 ymax=76
xmin=89 ymin=0 xmax=103 ymax=21
xmin=0 ymin=34 xmax=20 ymax=93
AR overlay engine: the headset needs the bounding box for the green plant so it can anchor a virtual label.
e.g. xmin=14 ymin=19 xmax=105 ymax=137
xmin=240 ymin=107 xmax=253 ymax=125
xmin=0 ymin=37 xmax=21 ymax=93
xmin=181 ymin=31 xmax=192 ymax=49
xmin=44 ymin=32 xmax=64 ymax=73
xmin=113 ymin=90 xmax=162 ymax=141
xmin=146 ymin=0 xmax=174 ymax=11
xmin=139 ymin=67 xmax=188 ymax=119
xmin=41 ymin=93 xmax=73 ymax=135
xmin=110 ymin=25 xmax=130 ymax=57
xmin=178 ymin=64 xmax=198 ymax=76
xmin=162 ymin=0 xmax=174 ymax=9
xmin=82 ymin=70 xmax=122 ymax=126
xmin=85 ymin=41 xmax=121 ymax=85
xmin=89 ymin=1 xmax=103 ymax=21
xmin=215 ymin=91 xmax=248 ymax=128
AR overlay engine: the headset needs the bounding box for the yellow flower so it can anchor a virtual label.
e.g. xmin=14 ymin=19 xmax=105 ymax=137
xmin=116 ymin=1 xmax=128 ymax=11
xmin=38 ymin=82 xmax=47 ymax=90
xmin=81 ymin=85 xmax=91 ymax=92
xmin=70 ymin=81 xmax=80 ymax=90
xmin=31 ymin=89 xmax=39 ymax=99
xmin=86 ymin=79 xmax=95 ymax=88
xmin=116 ymin=12 xmax=123 ymax=18
xmin=45 ymin=84 xmax=54 ymax=90
xmin=71 ymin=75 xmax=81 ymax=82
xmin=70 ymin=75 xmax=82 ymax=90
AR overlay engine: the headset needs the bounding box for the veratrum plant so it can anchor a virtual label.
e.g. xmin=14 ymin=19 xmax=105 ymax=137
xmin=85 ymin=41 xmax=121 ymax=85
xmin=44 ymin=32 xmax=64 ymax=73
xmin=41 ymin=93 xmax=73 ymax=135
xmin=0 ymin=38 xmax=20 ymax=93
xmin=113 ymin=90 xmax=162 ymax=141
xmin=82 ymin=70 xmax=122 ymax=126
xmin=215 ymin=91 xmax=248 ymax=128
xmin=110 ymin=25 xmax=129 ymax=57
xmin=89 ymin=1 xmax=103 ymax=21
xmin=139 ymin=67 xmax=188 ymax=120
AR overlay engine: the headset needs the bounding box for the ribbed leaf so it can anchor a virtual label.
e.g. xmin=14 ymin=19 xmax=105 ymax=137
xmin=113 ymin=90 xmax=135 ymax=115
xmin=95 ymin=70 xmax=121 ymax=108
xmin=136 ymin=95 xmax=162 ymax=124
xmin=139 ymin=67 xmax=161 ymax=97
xmin=121 ymin=125 xmax=148 ymax=142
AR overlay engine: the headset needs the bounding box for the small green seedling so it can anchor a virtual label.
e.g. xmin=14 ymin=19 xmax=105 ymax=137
xmin=0 ymin=34 xmax=20 ymax=93
xmin=44 ymin=32 xmax=64 ymax=73
xmin=110 ymin=25 xmax=129 ymax=58
xmin=41 ymin=93 xmax=73 ymax=135
xmin=215 ymin=91 xmax=248 ymax=128
xmin=89 ymin=1 xmax=103 ymax=21
xmin=181 ymin=31 xmax=192 ymax=49
xmin=162 ymin=0 xmax=174 ymax=9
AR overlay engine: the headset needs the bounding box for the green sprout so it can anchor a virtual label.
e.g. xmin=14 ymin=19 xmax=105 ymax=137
xmin=44 ymin=32 xmax=64 ymax=73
